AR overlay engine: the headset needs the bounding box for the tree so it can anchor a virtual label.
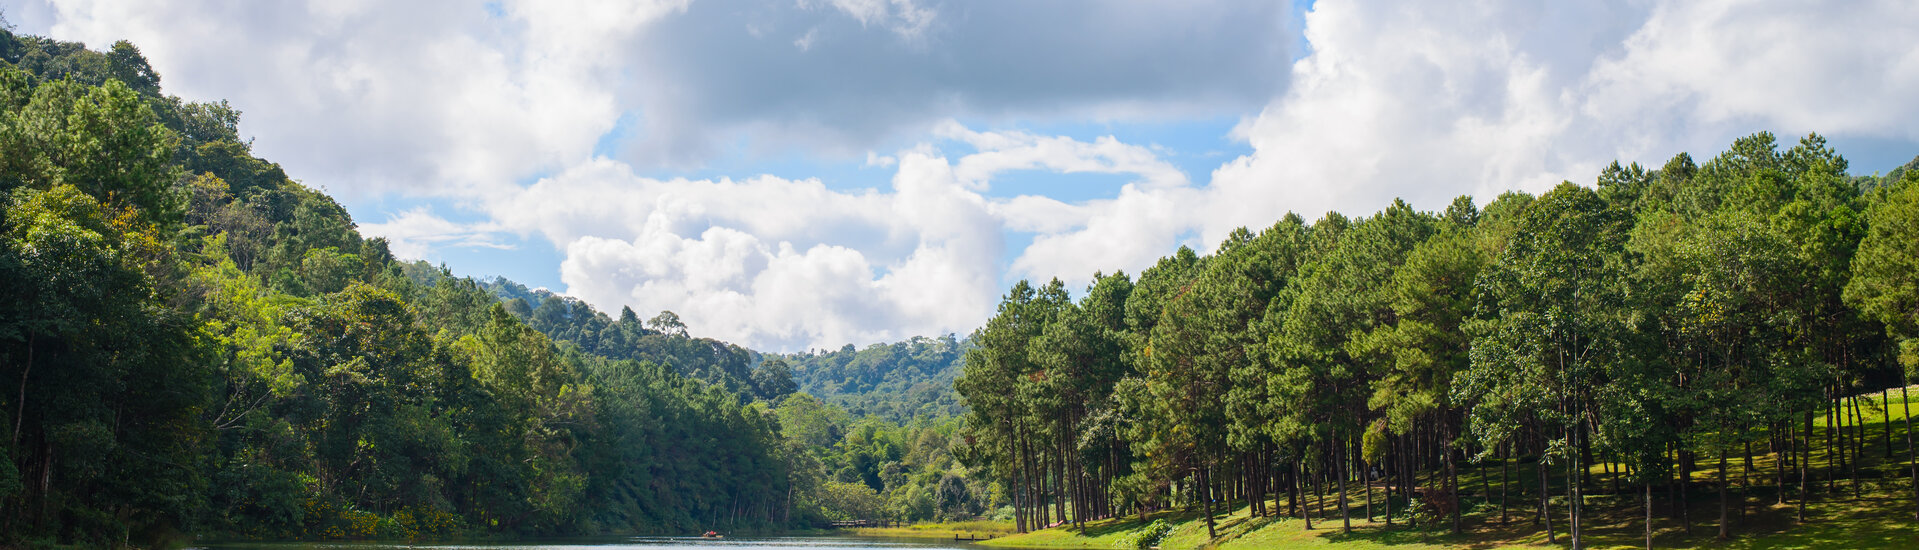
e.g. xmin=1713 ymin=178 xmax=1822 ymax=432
xmin=1458 ymin=183 xmax=1628 ymax=549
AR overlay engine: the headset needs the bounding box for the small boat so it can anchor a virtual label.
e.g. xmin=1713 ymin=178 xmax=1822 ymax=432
xmin=702 ymin=531 xmax=723 ymax=539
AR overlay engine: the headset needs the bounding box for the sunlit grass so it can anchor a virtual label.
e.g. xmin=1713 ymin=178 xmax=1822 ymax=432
xmin=845 ymin=519 xmax=1018 ymax=540
xmin=970 ymin=387 xmax=1919 ymax=549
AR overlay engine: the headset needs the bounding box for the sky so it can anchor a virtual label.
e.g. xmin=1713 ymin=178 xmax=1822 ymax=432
xmin=7 ymin=0 xmax=1919 ymax=352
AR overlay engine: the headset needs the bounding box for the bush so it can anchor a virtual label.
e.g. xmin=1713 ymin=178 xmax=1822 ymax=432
xmin=1114 ymin=519 xmax=1172 ymax=550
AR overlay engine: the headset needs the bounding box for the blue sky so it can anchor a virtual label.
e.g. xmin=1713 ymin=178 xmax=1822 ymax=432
xmin=9 ymin=0 xmax=1919 ymax=351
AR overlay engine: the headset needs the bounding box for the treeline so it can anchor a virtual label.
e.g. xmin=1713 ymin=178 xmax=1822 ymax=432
xmin=0 ymin=30 xmax=835 ymax=545
xmin=956 ymin=133 xmax=1919 ymax=548
xmin=411 ymin=268 xmax=793 ymax=402
xmin=775 ymin=335 xmax=969 ymax=422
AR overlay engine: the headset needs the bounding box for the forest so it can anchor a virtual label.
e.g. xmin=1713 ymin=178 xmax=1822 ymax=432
xmin=955 ymin=129 xmax=1919 ymax=548
xmin=7 ymin=22 xmax=1919 ymax=550
xmin=0 ymin=30 xmax=993 ymax=546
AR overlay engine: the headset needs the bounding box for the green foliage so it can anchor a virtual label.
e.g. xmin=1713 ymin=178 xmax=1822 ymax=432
xmin=1847 ymin=168 xmax=1919 ymax=370
xmin=0 ymin=33 xmax=895 ymax=545
xmin=958 ymin=131 xmax=1914 ymax=544
xmin=780 ymin=335 xmax=969 ymax=421
xmin=1114 ymin=518 xmax=1172 ymax=549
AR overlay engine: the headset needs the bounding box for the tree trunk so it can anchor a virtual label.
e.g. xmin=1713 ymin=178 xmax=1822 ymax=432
xmin=10 ymin=334 xmax=32 ymax=450
xmin=1904 ymin=384 xmax=1915 ymax=521
xmin=1568 ymin=427 xmax=1582 ymax=550
xmin=1339 ymin=436 xmax=1352 ymax=533
xmin=1799 ymin=409 xmax=1810 ymax=523
xmin=1201 ymin=466 xmax=1217 ymax=538
xmin=1679 ymin=449 xmax=1692 ymax=535
xmin=1384 ymin=441 xmax=1394 ymax=526
xmin=1850 ymin=394 xmax=1864 ymax=499
xmin=1828 ymin=394 xmax=1840 ymax=494
xmin=1365 ymin=454 xmax=1374 ymax=523
xmin=1540 ymin=440 xmax=1555 ymax=545
xmin=1501 ymin=439 xmax=1510 ymax=524
xmin=1449 ymin=427 xmax=1461 ymax=535
xmin=1776 ymin=421 xmax=1788 ymax=506
xmin=1645 ymin=480 xmax=1655 ymax=550
xmin=1884 ymin=388 xmax=1894 ymax=460
xmin=1717 ymin=451 xmax=1729 ymax=540
xmin=1289 ymin=458 xmax=1300 ymax=520
xmin=1299 ymin=460 xmax=1311 ymax=530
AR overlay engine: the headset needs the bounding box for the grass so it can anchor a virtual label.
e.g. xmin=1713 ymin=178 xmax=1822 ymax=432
xmin=844 ymin=519 xmax=1018 ymax=541
xmin=960 ymin=388 xmax=1919 ymax=549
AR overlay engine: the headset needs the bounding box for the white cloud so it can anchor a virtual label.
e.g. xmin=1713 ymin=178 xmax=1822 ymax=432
xmin=15 ymin=1 xmax=1295 ymax=196
xmin=480 ymin=125 xmax=1186 ymax=351
xmin=357 ymin=208 xmax=510 ymax=260
xmin=811 ymin=0 xmax=934 ymax=38
xmin=1202 ymin=0 xmax=1919 ymax=249
xmin=19 ymin=0 xmax=1919 ymax=354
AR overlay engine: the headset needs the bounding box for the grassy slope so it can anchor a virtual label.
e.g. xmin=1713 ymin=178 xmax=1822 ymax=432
xmin=971 ymin=389 xmax=1919 ymax=549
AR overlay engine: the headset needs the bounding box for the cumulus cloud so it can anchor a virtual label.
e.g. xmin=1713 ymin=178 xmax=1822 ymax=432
xmin=17 ymin=0 xmax=1919 ymax=353
xmin=26 ymin=0 xmax=668 ymax=199
xmin=356 ymin=208 xmax=510 ymax=261
xmin=462 ymin=124 xmax=1186 ymax=350
xmin=1200 ymin=0 xmax=1919 ymax=247
xmin=617 ymin=0 xmax=1295 ymax=163
xmin=18 ymin=0 xmax=1295 ymax=193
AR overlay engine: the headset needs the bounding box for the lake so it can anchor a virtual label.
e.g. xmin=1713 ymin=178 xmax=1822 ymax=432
xmin=197 ymin=536 xmax=992 ymax=550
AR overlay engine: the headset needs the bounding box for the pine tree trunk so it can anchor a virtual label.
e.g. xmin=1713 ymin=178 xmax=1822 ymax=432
xmin=11 ymin=335 xmax=33 ymax=450
xmin=1289 ymin=458 xmax=1300 ymax=520
xmin=1827 ymin=394 xmax=1839 ymax=494
xmin=1540 ymin=439 xmax=1555 ymax=544
xmin=1680 ymin=450 xmax=1692 ymax=535
xmin=1799 ymin=409 xmax=1811 ymax=523
xmin=1339 ymin=436 xmax=1352 ymax=533
xmin=1501 ymin=440 xmax=1510 ymax=524
xmin=1885 ymin=388 xmax=1894 ymax=460
xmin=1717 ymin=451 xmax=1729 ymax=540
xmin=1904 ymin=384 xmax=1915 ymax=521
xmin=1449 ymin=422 xmax=1461 ymax=535
xmin=1645 ymin=480 xmax=1655 ymax=550
xmin=1850 ymin=394 xmax=1864 ymax=499
xmin=1776 ymin=421 xmax=1788 ymax=506
xmin=1568 ymin=425 xmax=1582 ymax=550
xmin=1300 ymin=460 xmax=1312 ymax=530
xmin=1201 ymin=465 xmax=1217 ymax=539
xmin=1366 ymin=453 xmax=1374 ymax=523
xmin=1384 ymin=440 xmax=1394 ymax=526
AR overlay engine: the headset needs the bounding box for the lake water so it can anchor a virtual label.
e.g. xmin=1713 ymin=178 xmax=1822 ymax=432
xmin=197 ymin=536 xmax=990 ymax=550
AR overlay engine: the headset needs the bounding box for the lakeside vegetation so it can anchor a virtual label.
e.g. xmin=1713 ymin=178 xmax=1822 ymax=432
xmin=954 ymin=126 xmax=1919 ymax=549
xmin=7 ymin=20 xmax=1919 ymax=550
xmin=0 ymin=29 xmax=995 ymax=547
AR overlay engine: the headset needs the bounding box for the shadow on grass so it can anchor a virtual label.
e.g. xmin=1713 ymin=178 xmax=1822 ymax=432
xmin=1318 ymin=526 xmax=1460 ymax=548
xmin=1035 ymin=508 xmax=1209 ymax=539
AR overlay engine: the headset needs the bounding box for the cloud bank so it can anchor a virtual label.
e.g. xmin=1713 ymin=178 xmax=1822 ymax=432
xmin=14 ymin=0 xmax=1919 ymax=351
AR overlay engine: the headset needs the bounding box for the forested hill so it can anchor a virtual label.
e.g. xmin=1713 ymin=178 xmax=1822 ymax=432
xmin=774 ymin=335 xmax=970 ymax=422
xmin=400 ymin=264 xmax=794 ymax=400
xmin=399 ymin=263 xmax=967 ymax=422
xmin=1 ymin=30 xmax=999 ymax=546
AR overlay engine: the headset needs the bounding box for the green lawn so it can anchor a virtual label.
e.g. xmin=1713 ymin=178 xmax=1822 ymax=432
xmin=845 ymin=519 xmax=1019 ymax=541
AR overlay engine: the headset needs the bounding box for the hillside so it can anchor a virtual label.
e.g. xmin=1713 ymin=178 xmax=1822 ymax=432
xmin=398 ymin=262 xmax=967 ymax=421
xmin=776 ymin=335 xmax=969 ymax=422
xmin=0 ymin=30 xmax=987 ymax=546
